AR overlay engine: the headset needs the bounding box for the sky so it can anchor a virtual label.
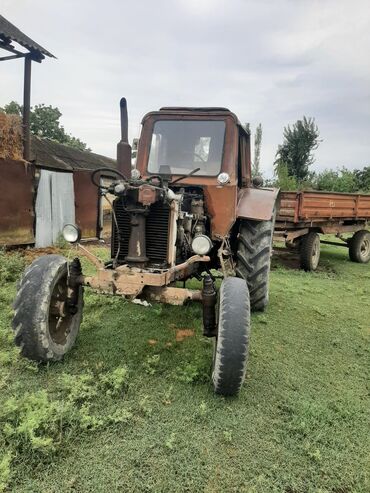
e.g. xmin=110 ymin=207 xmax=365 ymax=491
xmin=1 ymin=0 xmax=370 ymax=177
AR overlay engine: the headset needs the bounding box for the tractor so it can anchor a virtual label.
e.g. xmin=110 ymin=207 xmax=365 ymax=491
xmin=13 ymin=100 xmax=278 ymax=396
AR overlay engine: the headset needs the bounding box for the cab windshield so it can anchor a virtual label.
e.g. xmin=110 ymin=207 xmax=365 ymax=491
xmin=148 ymin=120 xmax=225 ymax=176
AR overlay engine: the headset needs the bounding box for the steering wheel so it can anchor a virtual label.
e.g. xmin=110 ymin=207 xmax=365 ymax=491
xmin=91 ymin=168 xmax=129 ymax=189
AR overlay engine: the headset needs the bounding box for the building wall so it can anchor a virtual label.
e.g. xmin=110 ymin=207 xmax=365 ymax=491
xmin=0 ymin=159 xmax=34 ymax=245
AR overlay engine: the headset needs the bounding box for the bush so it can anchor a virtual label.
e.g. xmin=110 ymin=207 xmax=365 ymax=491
xmin=313 ymin=168 xmax=358 ymax=193
xmin=0 ymin=250 xmax=25 ymax=283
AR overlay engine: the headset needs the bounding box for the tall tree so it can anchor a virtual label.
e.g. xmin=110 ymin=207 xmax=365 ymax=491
xmin=252 ymin=123 xmax=262 ymax=176
xmin=0 ymin=101 xmax=90 ymax=151
xmin=275 ymin=116 xmax=320 ymax=181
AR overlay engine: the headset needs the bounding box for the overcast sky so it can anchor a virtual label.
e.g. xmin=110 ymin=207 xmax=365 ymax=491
xmin=1 ymin=0 xmax=370 ymax=176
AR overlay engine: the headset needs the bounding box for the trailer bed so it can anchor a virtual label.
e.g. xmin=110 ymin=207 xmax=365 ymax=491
xmin=275 ymin=190 xmax=370 ymax=271
xmin=277 ymin=190 xmax=370 ymax=224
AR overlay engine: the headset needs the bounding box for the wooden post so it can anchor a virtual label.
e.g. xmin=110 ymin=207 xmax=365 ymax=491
xmin=23 ymin=55 xmax=32 ymax=161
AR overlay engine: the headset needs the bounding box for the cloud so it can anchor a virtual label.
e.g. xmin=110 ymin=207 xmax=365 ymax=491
xmin=1 ymin=0 xmax=370 ymax=173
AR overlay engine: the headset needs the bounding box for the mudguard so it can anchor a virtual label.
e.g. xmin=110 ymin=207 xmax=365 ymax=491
xmin=237 ymin=187 xmax=279 ymax=221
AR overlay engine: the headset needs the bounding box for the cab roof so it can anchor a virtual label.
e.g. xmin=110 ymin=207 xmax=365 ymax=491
xmin=142 ymin=107 xmax=249 ymax=135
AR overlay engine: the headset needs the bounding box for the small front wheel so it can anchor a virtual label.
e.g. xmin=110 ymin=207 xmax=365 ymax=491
xmin=212 ymin=277 xmax=251 ymax=396
xmin=348 ymin=230 xmax=370 ymax=264
xmin=12 ymin=255 xmax=83 ymax=362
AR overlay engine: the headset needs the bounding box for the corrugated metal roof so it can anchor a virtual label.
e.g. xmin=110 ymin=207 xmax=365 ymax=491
xmin=30 ymin=135 xmax=116 ymax=171
xmin=0 ymin=15 xmax=55 ymax=58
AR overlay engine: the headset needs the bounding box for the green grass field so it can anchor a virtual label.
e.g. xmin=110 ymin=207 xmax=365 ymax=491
xmin=0 ymin=243 xmax=369 ymax=493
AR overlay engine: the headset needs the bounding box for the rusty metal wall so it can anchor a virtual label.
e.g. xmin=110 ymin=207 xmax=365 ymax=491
xmin=0 ymin=158 xmax=34 ymax=245
xmin=73 ymin=170 xmax=100 ymax=239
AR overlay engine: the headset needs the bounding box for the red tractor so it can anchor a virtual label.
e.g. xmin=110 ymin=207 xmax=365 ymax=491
xmin=13 ymin=100 xmax=278 ymax=396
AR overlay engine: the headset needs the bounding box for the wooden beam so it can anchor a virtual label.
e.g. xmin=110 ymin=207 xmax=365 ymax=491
xmin=23 ymin=55 xmax=32 ymax=161
xmin=0 ymin=40 xmax=23 ymax=56
xmin=0 ymin=53 xmax=26 ymax=62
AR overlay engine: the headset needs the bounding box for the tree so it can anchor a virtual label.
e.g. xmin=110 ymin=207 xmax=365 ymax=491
xmin=313 ymin=168 xmax=357 ymax=193
xmin=354 ymin=166 xmax=370 ymax=191
xmin=273 ymin=162 xmax=298 ymax=190
xmin=275 ymin=116 xmax=320 ymax=181
xmin=0 ymin=101 xmax=90 ymax=151
xmin=252 ymin=123 xmax=262 ymax=177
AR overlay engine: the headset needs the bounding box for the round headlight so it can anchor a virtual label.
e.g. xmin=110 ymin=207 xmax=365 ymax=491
xmin=62 ymin=224 xmax=81 ymax=244
xmin=131 ymin=168 xmax=141 ymax=180
xmin=217 ymin=172 xmax=230 ymax=185
xmin=191 ymin=234 xmax=213 ymax=255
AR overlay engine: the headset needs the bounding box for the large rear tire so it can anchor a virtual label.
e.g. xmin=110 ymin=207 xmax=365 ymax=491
xmin=212 ymin=277 xmax=250 ymax=396
xmin=300 ymin=232 xmax=320 ymax=271
xmin=12 ymin=255 xmax=83 ymax=362
xmin=236 ymin=216 xmax=274 ymax=312
xmin=348 ymin=230 xmax=370 ymax=264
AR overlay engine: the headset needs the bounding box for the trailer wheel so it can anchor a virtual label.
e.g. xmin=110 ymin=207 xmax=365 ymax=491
xmin=349 ymin=230 xmax=370 ymax=264
xmin=300 ymin=232 xmax=320 ymax=271
xmin=12 ymin=255 xmax=83 ymax=362
xmin=236 ymin=215 xmax=275 ymax=312
xmin=212 ymin=277 xmax=250 ymax=396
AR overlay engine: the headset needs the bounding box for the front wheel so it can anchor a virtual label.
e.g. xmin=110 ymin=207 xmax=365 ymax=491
xmin=212 ymin=277 xmax=251 ymax=396
xmin=12 ymin=255 xmax=83 ymax=362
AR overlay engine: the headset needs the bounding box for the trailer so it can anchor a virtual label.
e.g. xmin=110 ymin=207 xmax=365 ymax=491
xmin=275 ymin=190 xmax=370 ymax=270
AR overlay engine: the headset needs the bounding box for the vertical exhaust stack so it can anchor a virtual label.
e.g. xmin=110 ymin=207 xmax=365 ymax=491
xmin=117 ymin=97 xmax=132 ymax=178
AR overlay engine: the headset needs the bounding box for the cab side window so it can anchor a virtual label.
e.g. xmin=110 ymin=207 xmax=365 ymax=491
xmin=238 ymin=131 xmax=251 ymax=188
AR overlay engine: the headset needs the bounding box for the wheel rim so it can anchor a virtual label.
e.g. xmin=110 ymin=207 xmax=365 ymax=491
xmin=48 ymin=273 xmax=74 ymax=345
xmin=360 ymin=237 xmax=370 ymax=259
xmin=312 ymin=236 xmax=320 ymax=268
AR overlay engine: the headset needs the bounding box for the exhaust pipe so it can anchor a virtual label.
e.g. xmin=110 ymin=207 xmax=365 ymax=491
xmin=120 ymin=97 xmax=128 ymax=143
xmin=117 ymin=97 xmax=132 ymax=178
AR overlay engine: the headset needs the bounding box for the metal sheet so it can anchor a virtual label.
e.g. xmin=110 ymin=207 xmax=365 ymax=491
xmin=35 ymin=170 xmax=75 ymax=247
xmin=73 ymin=170 xmax=99 ymax=239
xmin=237 ymin=187 xmax=279 ymax=221
xmin=0 ymin=159 xmax=35 ymax=245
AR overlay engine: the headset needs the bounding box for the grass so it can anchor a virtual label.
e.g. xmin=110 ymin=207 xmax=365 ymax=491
xmin=0 ymin=243 xmax=369 ymax=492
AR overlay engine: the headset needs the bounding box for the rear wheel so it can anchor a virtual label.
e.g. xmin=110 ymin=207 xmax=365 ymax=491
xmin=236 ymin=216 xmax=274 ymax=312
xmin=212 ymin=277 xmax=250 ymax=396
xmin=349 ymin=230 xmax=370 ymax=263
xmin=12 ymin=255 xmax=83 ymax=362
xmin=300 ymin=232 xmax=320 ymax=271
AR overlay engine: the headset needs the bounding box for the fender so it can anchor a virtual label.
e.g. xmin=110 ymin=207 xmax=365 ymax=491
xmin=237 ymin=187 xmax=279 ymax=222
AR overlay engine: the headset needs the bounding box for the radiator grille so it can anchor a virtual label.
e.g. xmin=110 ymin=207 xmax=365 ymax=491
xmin=111 ymin=199 xmax=170 ymax=266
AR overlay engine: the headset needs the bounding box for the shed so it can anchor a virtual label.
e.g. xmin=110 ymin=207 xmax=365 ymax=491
xmin=29 ymin=136 xmax=116 ymax=246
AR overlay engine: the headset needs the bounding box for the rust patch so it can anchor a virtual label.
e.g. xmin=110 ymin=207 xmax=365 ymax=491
xmin=175 ymin=329 xmax=195 ymax=342
xmin=0 ymin=159 xmax=34 ymax=246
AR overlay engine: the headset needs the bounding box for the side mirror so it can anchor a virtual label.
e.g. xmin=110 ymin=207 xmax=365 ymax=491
xmin=252 ymin=175 xmax=264 ymax=188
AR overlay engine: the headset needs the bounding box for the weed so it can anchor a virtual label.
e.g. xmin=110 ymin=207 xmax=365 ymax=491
xmin=0 ymin=452 xmax=11 ymax=493
xmin=165 ymin=433 xmax=176 ymax=450
xmin=59 ymin=372 xmax=97 ymax=403
xmin=143 ymin=354 xmax=161 ymax=375
xmin=137 ymin=396 xmax=153 ymax=417
xmin=99 ymin=366 xmax=129 ymax=396
xmin=54 ymin=233 xmax=69 ymax=249
xmin=0 ymin=249 xmax=25 ymax=283
xmin=174 ymin=363 xmax=200 ymax=383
